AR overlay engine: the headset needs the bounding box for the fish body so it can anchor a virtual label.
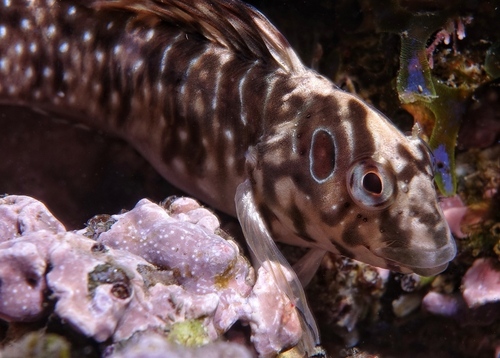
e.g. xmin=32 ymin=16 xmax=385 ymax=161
xmin=0 ymin=0 xmax=456 ymax=352
xmin=0 ymin=0 xmax=455 ymax=274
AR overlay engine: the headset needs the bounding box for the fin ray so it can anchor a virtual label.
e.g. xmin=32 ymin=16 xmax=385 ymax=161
xmin=293 ymin=248 xmax=327 ymax=287
xmin=95 ymin=0 xmax=304 ymax=72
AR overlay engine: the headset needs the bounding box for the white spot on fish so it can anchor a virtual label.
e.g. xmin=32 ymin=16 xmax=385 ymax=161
xmin=83 ymin=30 xmax=92 ymax=43
xmin=43 ymin=67 xmax=52 ymax=78
xmin=0 ymin=59 xmax=7 ymax=72
xmin=224 ymin=129 xmax=233 ymax=141
xmin=156 ymin=82 xmax=164 ymax=95
xmin=59 ymin=42 xmax=69 ymax=53
xmin=46 ymin=24 xmax=56 ymax=39
xmin=145 ymin=29 xmax=155 ymax=41
xmin=25 ymin=66 xmax=33 ymax=79
xmin=29 ymin=42 xmax=37 ymax=53
xmin=132 ymin=59 xmax=143 ymax=72
xmin=67 ymin=6 xmax=76 ymax=16
xmin=20 ymin=19 xmax=30 ymax=30
xmin=95 ymin=50 xmax=104 ymax=64
xmin=113 ymin=44 xmax=122 ymax=56
xmin=3 ymin=0 xmax=11 ymax=7
xmin=14 ymin=43 xmax=23 ymax=55
xmin=0 ymin=26 xmax=6 ymax=39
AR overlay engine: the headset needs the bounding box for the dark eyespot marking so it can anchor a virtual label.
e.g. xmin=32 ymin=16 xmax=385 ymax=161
xmin=309 ymin=128 xmax=335 ymax=183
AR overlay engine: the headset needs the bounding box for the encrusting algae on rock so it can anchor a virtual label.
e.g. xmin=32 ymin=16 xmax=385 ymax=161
xmin=0 ymin=195 xmax=306 ymax=357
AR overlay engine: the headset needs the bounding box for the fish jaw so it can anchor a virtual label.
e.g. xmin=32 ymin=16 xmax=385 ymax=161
xmin=375 ymin=244 xmax=456 ymax=276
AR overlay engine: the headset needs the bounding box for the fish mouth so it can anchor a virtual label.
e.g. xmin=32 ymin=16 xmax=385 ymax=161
xmin=408 ymin=263 xmax=450 ymax=277
xmin=374 ymin=241 xmax=457 ymax=276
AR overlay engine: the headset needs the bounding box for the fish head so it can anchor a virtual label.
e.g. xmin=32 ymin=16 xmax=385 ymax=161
xmin=249 ymin=78 xmax=456 ymax=276
xmin=340 ymin=134 xmax=457 ymax=276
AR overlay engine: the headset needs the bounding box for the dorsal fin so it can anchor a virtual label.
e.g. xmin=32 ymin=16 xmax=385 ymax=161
xmin=94 ymin=0 xmax=305 ymax=73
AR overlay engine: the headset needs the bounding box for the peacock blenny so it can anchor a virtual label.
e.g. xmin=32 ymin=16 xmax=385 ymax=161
xmin=0 ymin=0 xmax=457 ymax=354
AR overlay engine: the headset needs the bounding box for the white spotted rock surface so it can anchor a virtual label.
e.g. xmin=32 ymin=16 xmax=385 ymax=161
xmin=0 ymin=195 xmax=303 ymax=357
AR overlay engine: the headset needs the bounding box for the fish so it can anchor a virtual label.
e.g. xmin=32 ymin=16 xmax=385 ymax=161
xmin=0 ymin=0 xmax=457 ymax=354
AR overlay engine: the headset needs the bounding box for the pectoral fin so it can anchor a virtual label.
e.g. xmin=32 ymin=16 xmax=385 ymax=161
xmin=293 ymin=248 xmax=327 ymax=287
xmin=235 ymin=180 xmax=323 ymax=356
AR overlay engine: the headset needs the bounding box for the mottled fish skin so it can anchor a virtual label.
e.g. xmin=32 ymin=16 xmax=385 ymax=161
xmin=0 ymin=0 xmax=455 ymax=275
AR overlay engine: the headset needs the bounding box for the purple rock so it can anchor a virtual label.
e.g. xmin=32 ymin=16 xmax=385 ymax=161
xmin=462 ymin=258 xmax=500 ymax=308
xmin=0 ymin=195 xmax=304 ymax=357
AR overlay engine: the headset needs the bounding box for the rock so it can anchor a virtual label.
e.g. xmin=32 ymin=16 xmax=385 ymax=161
xmin=0 ymin=195 xmax=304 ymax=357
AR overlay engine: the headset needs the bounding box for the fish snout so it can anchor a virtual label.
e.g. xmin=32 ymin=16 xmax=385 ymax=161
xmin=374 ymin=232 xmax=457 ymax=276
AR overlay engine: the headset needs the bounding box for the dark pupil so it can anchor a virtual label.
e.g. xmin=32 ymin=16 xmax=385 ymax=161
xmin=363 ymin=172 xmax=382 ymax=194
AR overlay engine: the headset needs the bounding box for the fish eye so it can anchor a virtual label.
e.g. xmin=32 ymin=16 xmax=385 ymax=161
xmin=347 ymin=159 xmax=396 ymax=210
xmin=362 ymin=172 xmax=383 ymax=194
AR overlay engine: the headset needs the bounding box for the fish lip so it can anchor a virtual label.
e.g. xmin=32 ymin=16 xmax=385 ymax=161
xmin=408 ymin=263 xmax=450 ymax=276
xmin=373 ymin=241 xmax=457 ymax=276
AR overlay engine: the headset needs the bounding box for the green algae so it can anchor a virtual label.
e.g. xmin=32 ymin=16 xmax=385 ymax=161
xmin=403 ymin=80 xmax=470 ymax=195
xmin=0 ymin=332 xmax=71 ymax=358
xmin=372 ymin=0 xmax=477 ymax=196
xmin=168 ymin=319 xmax=210 ymax=347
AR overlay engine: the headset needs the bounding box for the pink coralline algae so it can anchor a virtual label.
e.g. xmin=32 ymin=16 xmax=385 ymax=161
xmin=0 ymin=195 xmax=303 ymax=357
xmin=462 ymin=258 xmax=500 ymax=308
xmin=423 ymin=258 xmax=500 ymax=321
xmin=439 ymin=195 xmax=468 ymax=239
